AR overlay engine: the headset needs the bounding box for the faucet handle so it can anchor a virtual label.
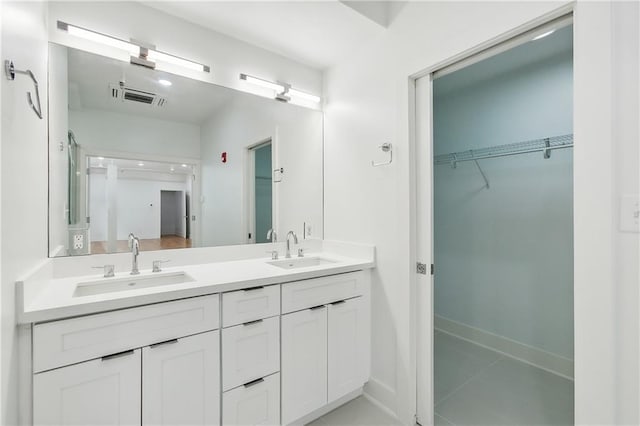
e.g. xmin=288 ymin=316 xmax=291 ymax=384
xmin=265 ymin=250 xmax=279 ymax=260
xmin=152 ymin=260 xmax=170 ymax=273
xmin=297 ymin=248 xmax=305 ymax=258
xmin=93 ymin=264 xmax=115 ymax=278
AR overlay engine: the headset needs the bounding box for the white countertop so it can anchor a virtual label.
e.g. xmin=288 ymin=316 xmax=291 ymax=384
xmin=18 ymin=250 xmax=374 ymax=324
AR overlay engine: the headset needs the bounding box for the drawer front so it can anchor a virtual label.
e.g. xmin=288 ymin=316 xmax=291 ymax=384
xmin=281 ymin=271 xmax=363 ymax=314
xmin=33 ymin=294 xmax=220 ymax=373
xmin=222 ymin=285 xmax=280 ymax=327
xmin=223 ymin=373 xmax=280 ymax=426
xmin=222 ymin=316 xmax=280 ymax=391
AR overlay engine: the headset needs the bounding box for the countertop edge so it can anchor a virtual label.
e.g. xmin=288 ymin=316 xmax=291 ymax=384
xmin=20 ymin=261 xmax=374 ymax=324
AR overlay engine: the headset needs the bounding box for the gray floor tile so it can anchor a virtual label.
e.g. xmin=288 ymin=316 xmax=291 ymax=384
xmin=313 ymin=396 xmax=401 ymax=426
xmin=435 ymin=414 xmax=455 ymax=425
xmin=434 ymin=334 xmax=574 ymax=426
xmin=434 ymin=331 xmax=503 ymax=403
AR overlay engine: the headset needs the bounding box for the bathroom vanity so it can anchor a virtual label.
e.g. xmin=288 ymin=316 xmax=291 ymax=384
xmin=17 ymin=243 xmax=374 ymax=426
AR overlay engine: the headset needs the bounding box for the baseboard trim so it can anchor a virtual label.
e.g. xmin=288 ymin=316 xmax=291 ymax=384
xmin=362 ymin=392 xmax=402 ymax=424
xmin=287 ymin=388 xmax=363 ymax=426
xmin=363 ymin=377 xmax=396 ymax=416
xmin=435 ymin=315 xmax=574 ymax=380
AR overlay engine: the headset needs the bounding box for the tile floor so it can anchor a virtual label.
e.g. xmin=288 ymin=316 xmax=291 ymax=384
xmin=309 ymin=331 xmax=574 ymax=426
xmin=434 ymin=331 xmax=574 ymax=426
xmin=308 ymin=396 xmax=402 ymax=426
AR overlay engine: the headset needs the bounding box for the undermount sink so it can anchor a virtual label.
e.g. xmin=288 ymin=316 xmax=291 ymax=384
xmin=268 ymin=256 xmax=337 ymax=270
xmin=73 ymin=271 xmax=194 ymax=297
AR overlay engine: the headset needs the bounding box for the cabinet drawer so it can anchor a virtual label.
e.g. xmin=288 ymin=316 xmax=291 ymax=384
xmin=222 ymin=316 xmax=280 ymax=391
xmin=281 ymin=271 xmax=364 ymax=314
xmin=222 ymin=285 xmax=280 ymax=327
xmin=223 ymin=373 xmax=280 ymax=426
xmin=33 ymin=294 xmax=219 ymax=373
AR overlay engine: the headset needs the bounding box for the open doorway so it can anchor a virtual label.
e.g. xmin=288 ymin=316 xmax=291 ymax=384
xmin=416 ymin=16 xmax=574 ymax=426
xmin=248 ymin=140 xmax=273 ymax=244
xmin=161 ymin=190 xmax=185 ymax=237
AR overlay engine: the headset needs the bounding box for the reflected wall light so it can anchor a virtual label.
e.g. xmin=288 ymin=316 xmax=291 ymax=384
xmin=239 ymin=73 xmax=321 ymax=104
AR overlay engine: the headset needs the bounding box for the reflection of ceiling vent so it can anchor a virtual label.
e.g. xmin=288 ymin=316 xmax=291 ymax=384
xmin=109 ymin=84 xmax=167 ymax=107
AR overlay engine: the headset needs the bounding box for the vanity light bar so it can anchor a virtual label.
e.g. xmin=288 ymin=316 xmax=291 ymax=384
xmin=287 ymin=88 xmax=321 ymax=104
xmin=57 ymin=21 xmax=210 ymax=73
xmin=240 ymin=73 xmax=286 ymax=93
xmin=239 ymin=73 xmax=321 ymax=104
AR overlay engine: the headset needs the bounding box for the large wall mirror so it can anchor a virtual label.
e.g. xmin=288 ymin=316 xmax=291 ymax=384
xmin=48 ymin=43 xmax=323 ymax=257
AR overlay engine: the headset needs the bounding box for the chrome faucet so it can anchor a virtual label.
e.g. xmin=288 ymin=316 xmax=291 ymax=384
xmin=266 ymin=228 xmax=277 ymax=242
xmin=285 ymin=231 xmax=298 ymax=259
xmin=128 ymin=233 xmax=140 ymax=275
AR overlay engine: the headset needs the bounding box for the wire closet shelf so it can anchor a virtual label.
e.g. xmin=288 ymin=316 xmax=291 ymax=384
xmin=434 ymin=134 xmax=574 ymax=167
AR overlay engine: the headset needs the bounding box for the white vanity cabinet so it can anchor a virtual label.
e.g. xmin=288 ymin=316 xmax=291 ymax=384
xmin=29 ymin=269 xmax=371 ymax=426
xmin=221 ymin=285 xmax=282 ymax=426
xmin=281 ymin=306 xmax=329 ymax=425
xmin=143 ymin=331 xmax=220 ymax=426
xmin=327 ymin=297 xmax=368 ymax=403
xmin=32 ymin=295 xmax=220 ymax=426
xmin=34 ymin=348 xmax=142 ymax=426
xmin=281 ymin=272 xmax=370 ymax=425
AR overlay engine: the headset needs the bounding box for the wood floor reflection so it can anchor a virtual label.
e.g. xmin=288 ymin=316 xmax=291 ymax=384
xmin=90 ymin=235 xmax=192 ymax=254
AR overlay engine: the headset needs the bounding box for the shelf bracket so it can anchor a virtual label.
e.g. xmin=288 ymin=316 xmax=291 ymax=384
xmin=473 ymin=159 xmax=490 ymax=189
xmin=543 ymin=138 xmax=551 ymax=159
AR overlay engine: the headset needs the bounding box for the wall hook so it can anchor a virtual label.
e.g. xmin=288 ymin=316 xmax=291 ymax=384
xmin=372 ymin=143 xmax=393 ymax=167
xmin=5 ymin=60 xmax=43 ymax=119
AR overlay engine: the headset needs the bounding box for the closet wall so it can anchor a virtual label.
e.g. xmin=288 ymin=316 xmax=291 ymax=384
xmin=433 ymin=31 xmax=574 ymax=363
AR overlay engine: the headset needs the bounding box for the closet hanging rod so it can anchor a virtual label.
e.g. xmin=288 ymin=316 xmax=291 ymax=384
xmin=434 ymin=134 xmax=573 ymax=166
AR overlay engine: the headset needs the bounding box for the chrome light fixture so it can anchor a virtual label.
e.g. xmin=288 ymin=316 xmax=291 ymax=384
xmin=240 ymin=73 xmax=321 ymax=104
xmin=57 ymin=21 xmax=210 ymax=73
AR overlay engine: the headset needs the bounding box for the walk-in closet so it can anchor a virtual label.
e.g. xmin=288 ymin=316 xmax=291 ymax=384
xmin=432 ymin=23 xmax=575 ymax=425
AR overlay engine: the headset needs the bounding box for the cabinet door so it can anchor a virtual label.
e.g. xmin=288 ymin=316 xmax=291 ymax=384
xmin=143 ymin=331 xmax=220 ymax=426
xmin=328 ymin=297 xmax=366 ymax=403
xmin=281 ymin=306 xmax=327 ymax=425
xmin=222 ymin=373 xmax=280 ymax=426
xmin=34 ymin=349 xmax=141 ymax=426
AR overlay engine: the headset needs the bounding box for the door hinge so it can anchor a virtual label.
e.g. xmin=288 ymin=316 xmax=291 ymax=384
xmin=416 ymin=262 xmax=427 ymax=275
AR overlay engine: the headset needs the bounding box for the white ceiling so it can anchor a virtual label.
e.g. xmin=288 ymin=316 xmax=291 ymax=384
xmin=142 ymin=1 xmax=388 ymax=69
xmin=68 ymin=47 xmax=236 ymax=124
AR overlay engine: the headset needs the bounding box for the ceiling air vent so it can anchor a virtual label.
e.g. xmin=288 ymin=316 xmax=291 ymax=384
xmin=109 ymin=83 xmax=167 ymax=108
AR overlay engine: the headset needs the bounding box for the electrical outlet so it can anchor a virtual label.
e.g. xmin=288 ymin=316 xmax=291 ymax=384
xmin=305 ymin=223 xmax=312 ymax=238
xmin=73 ymin=234 xmax=84 ymax=249
xmin=620 ymin=195 xmax=639 ymax=233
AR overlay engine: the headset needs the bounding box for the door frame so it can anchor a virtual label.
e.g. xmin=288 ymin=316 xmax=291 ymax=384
xmin=410 ymin=3 xmax=618 ymax=424
xmin=244 ymin=137 xmax=273 ymax=244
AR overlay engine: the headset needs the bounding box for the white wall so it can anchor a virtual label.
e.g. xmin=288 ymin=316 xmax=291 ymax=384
xmin=324 ymin=1 xmax=638 ymax=424
xmin=433 ymin=49 xmax=574 ymax=360
xmin=48 ymin=43 xmax=69 ymax=255
xmin=0 ymin=2 xmax=49 ymax=425
xmin=69 ymin=109 xmax=200 ymax=160
xmin=89 ymin=171 xmax=189 ymax=242
xmin=610 ymin=2 xmax=639 ymax=423
xmin=47 ymin=1 xmax=322 ymax=106
xmin=200 ymin=94 xmax=323 ymax=247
